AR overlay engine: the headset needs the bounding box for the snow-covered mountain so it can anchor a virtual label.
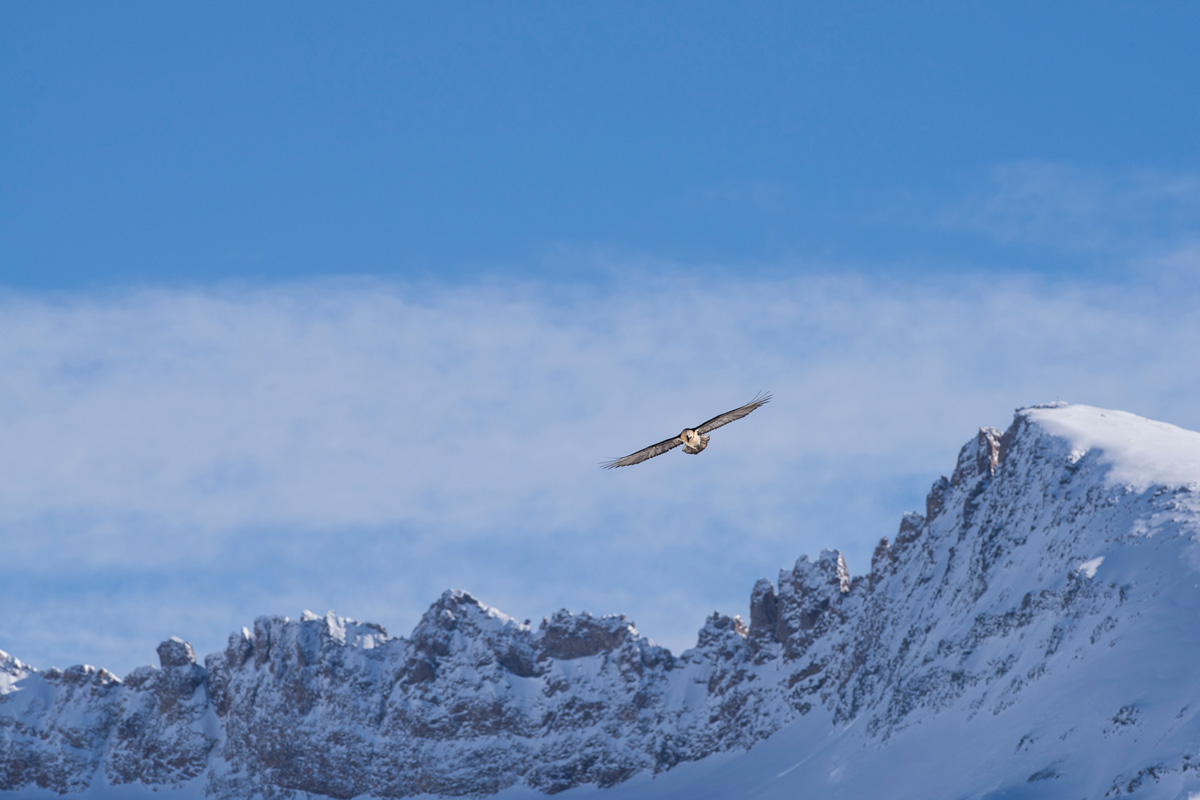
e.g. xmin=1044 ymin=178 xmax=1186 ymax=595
xmin=4 ymin=403 xmax=1200 ymax=800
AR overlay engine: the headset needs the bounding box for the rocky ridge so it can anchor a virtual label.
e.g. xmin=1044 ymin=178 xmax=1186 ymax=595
xmin=4 ymin=403 xmax=1200 ymax=799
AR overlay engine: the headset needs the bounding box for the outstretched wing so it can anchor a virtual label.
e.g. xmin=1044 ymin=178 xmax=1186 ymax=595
xmin=694 ymin=391 xmax=772 ymax=435
xmin=601 ymin=435 xmax=684 ymax=469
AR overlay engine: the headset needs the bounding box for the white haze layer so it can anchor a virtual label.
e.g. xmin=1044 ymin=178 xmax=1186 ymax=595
xmin=1 ymin=267 xmax=1198 ymax=676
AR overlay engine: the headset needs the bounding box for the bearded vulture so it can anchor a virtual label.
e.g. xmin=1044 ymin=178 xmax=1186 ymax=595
xmin=601 ymin=392 xmax=771 ymax=469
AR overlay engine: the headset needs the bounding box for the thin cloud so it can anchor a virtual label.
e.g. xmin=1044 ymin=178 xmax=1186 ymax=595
xmin=1 ymin=269 xmax=1198 ymax=675
xmin=942 ymin=162 xmax=1200 ymax=253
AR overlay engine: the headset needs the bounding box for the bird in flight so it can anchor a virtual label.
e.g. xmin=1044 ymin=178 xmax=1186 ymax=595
xmin=601 ymin=392 xmax=771 ymax=469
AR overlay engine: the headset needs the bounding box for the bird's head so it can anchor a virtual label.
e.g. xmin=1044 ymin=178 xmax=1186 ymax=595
xmin=681 ymin=429 xmax=695 ymax=443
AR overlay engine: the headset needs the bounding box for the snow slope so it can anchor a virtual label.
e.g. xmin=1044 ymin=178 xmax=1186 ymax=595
xmin=4 ymin=403 xmax=1200 ymax=799
xmin=1025 ymin=403 xmax=1200 ymax=491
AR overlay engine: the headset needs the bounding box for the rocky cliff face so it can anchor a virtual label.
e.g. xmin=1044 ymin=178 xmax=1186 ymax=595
xmin=4 ymin=403 xmax=1200 ymax=799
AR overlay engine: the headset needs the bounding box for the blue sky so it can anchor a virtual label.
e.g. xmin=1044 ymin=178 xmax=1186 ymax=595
xmin=6 ymin=2 xmax=1198 ymax=287
xmin=2 ymin=3 xmax=1199 ymax=676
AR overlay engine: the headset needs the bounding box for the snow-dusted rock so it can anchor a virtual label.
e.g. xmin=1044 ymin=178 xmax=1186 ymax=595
xmin=4 ymin=403 xmax=1200 ymax=799
xmin=0 ymin=662 xmax=121 ymax=793
xmin=106 ymin=636 xmax=214 ymax=788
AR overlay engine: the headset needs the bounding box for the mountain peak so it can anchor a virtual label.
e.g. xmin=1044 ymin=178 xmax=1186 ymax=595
xmin=5 ymin=404 xmax=1200 ymax=798
xmin=1017 ymin=402 xmax=1200 ymax=491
